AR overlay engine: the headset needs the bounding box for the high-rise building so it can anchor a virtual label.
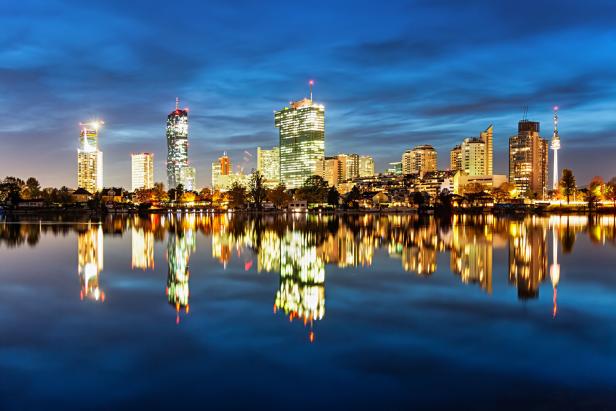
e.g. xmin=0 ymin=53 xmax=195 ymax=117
xmin=550 ymin=107 xmax=561 ymax=190
xmin=314 ymin=157 xmax=340 ymax=187
xmin=387 ymin=161 xmax=403 ymax=175
xmin=131 ymin=153 xmax=154 ymax=192
xmin=509 ymin=120 xmax=549 ymax=198
xmin=402 ymin=145 xmax=437 ymax=177
xmin=275 ymin=86 xmax=325 ymax=189
xmin=77 ymin=121 xmax=104 ymax=193
xmin=257 ymin=146 xmax=280 ymax=188
xmin=212 ymin=153 xmax=248 ymax=191
xmin=166 ymin=98 xmax=189 ymax=190
xmin=359 ymin=155 xmax=375 ymax=177
xmin=480 ymin=124 xmax=493 ymax=176
xmin=461 ymin=138 xmax=486 ymax=176
xmin=450 ymin=145 xmax=462 ymax=171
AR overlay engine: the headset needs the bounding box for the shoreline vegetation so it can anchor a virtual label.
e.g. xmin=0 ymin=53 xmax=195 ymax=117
xmin=2 ymin=170 xmax=616 ymax=219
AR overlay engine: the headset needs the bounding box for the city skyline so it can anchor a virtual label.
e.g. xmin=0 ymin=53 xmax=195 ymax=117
xmin=1 ymin=1 xmax=616 ymax=189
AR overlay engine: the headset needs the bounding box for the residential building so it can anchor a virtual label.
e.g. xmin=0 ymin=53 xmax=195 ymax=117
xmin=461 ymin=138 xmax=486 ymax=176
xmin=314 ymin=157 xmax=340 ymax=187
xmin=359 ymin=155 xmax=375 ymax=177
xmin=402 ymin=145 xmax=437 ymax=177
xmin=131 ymin=153 xmax=154 ymax=192
xmin=450 ymin=145 xmax=462 ymax=171
xmin=509 ymin=120 xmax=548 ymax=198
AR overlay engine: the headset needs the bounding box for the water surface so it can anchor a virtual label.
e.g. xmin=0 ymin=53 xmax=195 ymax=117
xmin=0 ymin=214 xmax=615 ymax=410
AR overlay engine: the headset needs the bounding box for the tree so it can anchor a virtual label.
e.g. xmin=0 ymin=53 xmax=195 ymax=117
xmin=228 ymin=182 xmax=247 ymax=209
xmin=605 ymin=177 xmax=616 ymax=212
xmin=249 ymin=170 xmax=267 ymax=210
xmin=152 ymin=182 xmax=169 ymax=203
xmin=267 ymin=184 xmax=291 ymax=209
xmin=492 ymin=182 xmax=515 ymax=202
xmin=589 ymin=176 xmax=605 ymax=200
xmin=296 ymin=175 xmax=329 ymax=204
xmin=345 ymin=185 xmax=361 ymax=208
xmin=560 ymin=169 xmax=576 ymax=204
xmin=584 ymin=189 xmax=600 ymax=212
xmin=0 ymin=177 xmax=24 ymax=203
xmin=25 ymin=177 xmax=41 ymax=199
xmin=327 ymin=186 xmax=340 ymax=207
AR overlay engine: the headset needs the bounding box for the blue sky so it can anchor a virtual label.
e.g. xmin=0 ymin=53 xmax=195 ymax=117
xmin=1 ymin=0 xmax=615 ymax=188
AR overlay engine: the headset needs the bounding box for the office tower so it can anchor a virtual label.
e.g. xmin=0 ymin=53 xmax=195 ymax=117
xmin=166 ymin=98 xmax=189 ymax=190
xmin=551 ymin=107 xmax=561 ymax=190
xmin=509 ymin=120 xmax=549 ymax=198
xmin=359 ymin=155 xmax=375 ymax=177
xmin=450 ymin=145 xmax=462 ymax=171
xmin=77 ymin=121 xmax=104 ymax=193
xmin=314 ymin=157 xmax=340 ymax=187
xmin=461 ymin=138 xmax=486 ymax=176
xmin=275 ymin=84 xmax=325 ymax=189
xmin=131 ymin=153 xmax=154 ymax=192
xmin=257 ymin=146 xmax=280 ymax=188
xmin=343 ymin=153 xmax=360 ymax=180
xmin=480 ymin=124 xmax=493 ymax=175
xmin=402 ymin=145 xmax=437 ymax=177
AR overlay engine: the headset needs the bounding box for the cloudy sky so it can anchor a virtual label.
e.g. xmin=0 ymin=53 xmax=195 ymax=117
xmin=1 ymin=0 xmax=615 ymax=188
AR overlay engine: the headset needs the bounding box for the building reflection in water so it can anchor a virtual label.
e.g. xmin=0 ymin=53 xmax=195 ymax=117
xmin=166 ymin=219 xmax=196 ymax=324
xmin=274 ymin=230 xmax=325 ymax=343
xmin=77 ymin=223 xmax=105 ymax=302
xmin=132 ymin=226 xmax=155 ymax=270
xmin=450 ymin=223 xmax=494 ymax=294
xmin=508 ymin=220 xmax=548 ymax=299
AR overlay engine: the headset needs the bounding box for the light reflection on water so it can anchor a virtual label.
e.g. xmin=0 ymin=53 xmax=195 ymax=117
xmin=0 ymin=213 xmax=615 ymax=409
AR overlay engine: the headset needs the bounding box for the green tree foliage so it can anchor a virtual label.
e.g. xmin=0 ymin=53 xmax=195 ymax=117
xmin=560 ymin=169 xmax=576 ymax=204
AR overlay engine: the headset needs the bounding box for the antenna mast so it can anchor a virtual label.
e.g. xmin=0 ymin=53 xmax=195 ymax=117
xmin=175 ymin=97 xmax=179 ymax=110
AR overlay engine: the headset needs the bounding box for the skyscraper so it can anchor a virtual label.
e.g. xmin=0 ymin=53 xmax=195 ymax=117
xmin=402 ymin=145 xmax=437 ymax=177
xmin=166 ymin=98 xmax=189 ymax=190
xmin=257 ymin=146 xmax=280 ymax=188
xmin=480 ymin=124 xmax=493 ymax=175
xmin=509 ymin=120 xmax=549 ymax=198
xmin=551 ymin=107 xmax=561 ymax=190
xmin=275 ymin=83 xmax=325 ymax=189
xmin=77 ymin=121 xmax=103 ymax=193
xmin=131 ymin=153 xmax=154 ymax=192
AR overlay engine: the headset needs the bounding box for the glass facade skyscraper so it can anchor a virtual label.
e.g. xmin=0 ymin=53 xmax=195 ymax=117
xmin=166 ymin=99 xmax=189 ymax=190
xmin=131 ymin=152 xmax=154 ymax=192
xmin=275 ymin=97 xmax=325 ymax=189
xmin=77 ymin=121 xmax=103 ymax=193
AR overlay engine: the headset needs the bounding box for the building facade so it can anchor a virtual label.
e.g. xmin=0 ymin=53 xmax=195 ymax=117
xmin=180 ymin=167 xmax=196 ymax=191
xmin=77 ymin=121 xmax=103 ymax=193
xmin=509 ymin=120 xmax=548 ymax=198
xmin=359 ymin=155 xmax=375 ymax=177
xmin=275 ymin=97 xmax=325 ymax=189
xmin=461 ymin=138 xmax=486 ymax=176
xmin=450 ymin=145 xmax=462 ymax=171
xmin=402 ymin=145 xmax=437 ymax=177
xmin=166 ymin=99 xmax=189 ymax=190
xmin=480 ymin=124 xmax=493 ymax=176
xmin=257 ymin=146 xmax=280 ymax=188
xmin=131 ymin=153 xmax=154 ymax=192
xmin=314 ymin=157 xmax=340 ymax=187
